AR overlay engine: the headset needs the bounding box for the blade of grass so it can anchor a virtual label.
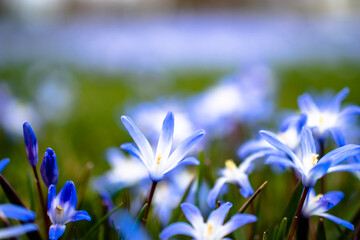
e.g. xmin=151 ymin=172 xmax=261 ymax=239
xmin=238 ymin=181 xmax=268 ymax=213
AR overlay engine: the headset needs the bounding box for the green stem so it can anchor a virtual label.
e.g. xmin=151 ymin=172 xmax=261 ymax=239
xmin=288 ymin=187 xmax=309 ymax=240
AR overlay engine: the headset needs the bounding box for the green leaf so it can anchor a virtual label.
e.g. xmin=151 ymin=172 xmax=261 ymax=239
xmin=135 ymin=203 xmax=148 ymax=223
xmin=196 ymin=151 xmax=205 ymax=206
xmin=316 ymin=218 xmax=326 ymax=240
xmin=27 ymin=170 xmax=35 ymax=211
xmin=83 ymin=204 xmax=122 ymax=240
xmin=238 ymin=181 xmax=268 ymax=213
xmin=282 ymin=181 xmax=303 ymax=234
xmin=276 ymin=217 xmax=287 ymax=240
xmin=263 ymin=230 xmax=269 ymax=240
xmin=169 ymin=178 xmax=196 ymax=223
xmin=76 ymin=162 xmax=94 ymax=208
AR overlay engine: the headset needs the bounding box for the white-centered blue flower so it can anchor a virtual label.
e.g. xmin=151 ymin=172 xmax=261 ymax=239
xmin=160 ymin=202 xmax=257 ymax=240
xmin=298 ymin=88 xmax=360 ymax=146
xmin=47 ymin=181 xmax=91 ymax=240
xmin=260 ymin=127 xmax=360 ymax=187
xmin=207 ymin=157 xmax=259 ymax=209
xmin=302 ymin=189 xmax=354 ymax=230
xmin=121 ymin=112 xmax=205 ymax=182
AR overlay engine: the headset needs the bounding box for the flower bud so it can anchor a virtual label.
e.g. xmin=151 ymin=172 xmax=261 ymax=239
xmin=23 ymin=122 xmax=38 ymax=166
xmin=40 ymin=148 xmax=59 ymax=187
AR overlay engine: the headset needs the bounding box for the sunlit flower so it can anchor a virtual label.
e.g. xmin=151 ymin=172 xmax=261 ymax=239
xmin=302 ymin=189 xmax=354 ymax=230
xmin=121 ymin=111 xmax=205 ymax=182
xmin=298 ymin=88 xmax=360 ymax=146
xmin=160 ymin=202 xmax=257 ymax=240
xmin=260 ymin=127 xmax=360 ymax=187
xmin=207 ymin=158 xmax=256 ymax=208
xmin=40 ymin=148 xmax=59 ymax=187
xmin=47 ymin=181 xmax=91 ymax=240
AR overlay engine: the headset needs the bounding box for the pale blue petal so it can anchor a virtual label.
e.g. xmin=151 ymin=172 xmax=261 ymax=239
xmin=177 ymin=156 xmax=200 ymax=167
xmin=165 ymin=130 xmax=205 ymax=173
xmin=207 ymin=178 xmax=228 ymax=209
xmin=327 ymin=87 xmax=349 ymax=113
xmin=339 ymin=105 xmax=360 ymax=120
xmin=259 ymin=130 xmax=302 ymax=172
xmin=303 ymin=162 xmax=331 ymax=187
xmin=120 ymin=143 xmax=142 ymax=161
xmin=220 ymin=214 xmax=257 ymax=237
xmin=327 ymin=163 xmax=360 ymax=173
xmin=0 ymin=224 xmax=38 ymax=239
xmin=265 ymin=155 xmax=299 ymax=170
xmin=49 ymin=224 xmax=66 ymax=240
xmin=329 ymin=127 xmax=346 ymax=146
xmin=238 ymin=176 xmax=254 ymax=198
xmin=0 ymin=204 xmax=35 ymax=221
xmin=300 ymin=127 xmax=317 ymax=162
xmin=67 ymin=210 xmax=91 ymax=223
xmin=320 ymin=144 xmax=360 ymax=166
xmin=298 ymin=93 xmax=318 ymax=113
xmin=59 ymin=181 xmax=77 ymax=210
xmin=48 ymin=184 xmax=56 ymax=211
xmin=159 ymin=222 xmax=194 ymax=239
xmin=238 ymin=139 xmax=271 ymax=157
xmin=0 ymin=158 xmax=9 ymax=173
xmin=322 ymin=191 xmax=344 ymax=210
xmin=208 ymin=202 xmax=232 ymax=225
xmin=180 ymin=203 xmax=203 ymax=227
xmin=156 ymin=112 xmax=174 ymax=159
xmin=121 ymin=115 xmax=154 ymax=166
xmin=317 ymin=213 xmax=354 ymax=230
xmin=239 ymin=150 xmax=277 ymax=173
xmin=280 ymin=114 xmax=307 ymax=133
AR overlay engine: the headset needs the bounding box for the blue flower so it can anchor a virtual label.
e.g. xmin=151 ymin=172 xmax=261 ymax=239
xmin=260 ymin=127 xmax=360 ymax=187
xmin=121 ymin=111 xmax=205 ymax=182
xmin=47 ymin=181 xmax=91 ymax=240
xmin=40 ymin=148 xmax=59 ymax=187
xmin=0 ymin=204 xmax=38 ymax=238
xmin=160 ymin=202 xmax=257 ymax=239
xmin=298 ymin=88 xmax=360 ymax=146
xmin=302 ymin=189 xmax=354 ymax=230
xmin=0 ymin=158 xmax=10 ymax=173
xmin=23 ymin=122 xmax=38 ymax=166
xmin=207 ymin=159 xmax=255 ymax=209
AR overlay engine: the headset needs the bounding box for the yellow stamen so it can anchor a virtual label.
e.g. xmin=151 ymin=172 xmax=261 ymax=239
xmin=319 ymin=115 xmax=324 ymax=125
xmin=225 ymin=160 xmax=237 ymax=171
xmin=312 ymin=154 xmax=319 ymax=166
xmin=279 ymin=133 xmax=287 ymax=143
xmin=156 ymin=154 xmax=162 ymax=165
xmin=208 ymin=223 xmax=213 ymax=235
xmin=56 ymin=205 xmax=64 ymax=214
xmin=313 ymin=194 xmax=323 ymax=202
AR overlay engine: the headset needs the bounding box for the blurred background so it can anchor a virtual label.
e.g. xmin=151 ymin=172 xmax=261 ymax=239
xmin=1 ymin=0 xmax=360 ymax=239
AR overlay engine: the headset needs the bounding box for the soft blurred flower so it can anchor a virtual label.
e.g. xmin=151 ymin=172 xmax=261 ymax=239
xmin=298 ymin=88 xmax=360 ymax=146
xmin=113 ymin=209 xmax=151 ymax=240
xmin=23 ymin=122 xmax=39 ymax=167
xmin=40 ymin=148 xmax=59 ymax=187
xmin=0 ymin=159 xmax=10 ymax=173
xmin=0 ymin=204 xmax=38 ymax=239
xmin=121 ymin=112 xmax=205 ymax=182
xmin=260 ymin=127 xmax=360 ymax=187
xmin=302 ymin=189 xmax=354 ymax=230
xmin=47 ymin=181 xmax=91 ymax=240
xmin=160 ymin=202 xmax=257 ymax=239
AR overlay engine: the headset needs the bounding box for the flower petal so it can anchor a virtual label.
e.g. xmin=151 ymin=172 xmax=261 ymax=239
xmin=326 ymin=87 xmax=349 ymax=113
xmin=66 ymin=210 xmax=91 ymax=223
xmin=0 ymin=224 xmax=38 ymax=239
xmin=320 ymin=144 xmax=360 ymax=166
xmin=159 ymin=222 xmax=194 ymax=239
xmin=120 ymin=143 xmax=145 ymax=166
xmin=317 ymin=213 xmax=354 ymax=230
xmin=49 ymin=224 xmax=66 ymax=240
xmin=59 ymin=181 xmax=77 ymax=209
xmin=327 ymin=163 xmax=360 ymax=173
xmin=322 ymin=191 xmax=344 ymax=210
xmin=238 ymin=139 xmax=272 ymax=157
xmin=339 ymin=105 xmax=360 ymax=120
xmin=156 ymin=112 xmax=174 ymax=159
xmin=177 ymin=156 xmax=200 ymax=167
xmin=220 ymin=214 xmax=257 ymax=237
xmin=121 ymin=115 xmax=154 ymax=167
xmin=303 ymin=162 xmax=331 ymax=187
xmin=259 ymin=130 xmax=302 ymax=172
xmin=300 ymin=127 xmax=317 ymax=163
xmin=329 ymin=127 xmax=346 ymax=147
xmin=180 ymin=203 xmax=204 ymax=227
xmin=0 ymin=204 xmax=35 ymax=221
xmin=238 ymin=175 xmax=254 ymax=198
xmin=298 ymin=93 xmax=318 ymax=113
xmin=208 ymin=202 xmax=232 ymax=226
xmin=165 ymin=130 xmax=205 ymax=173
xmin=48 ymin=184 xmax=57 ymax=211
xmin=265 ymin=155 xmax=299 ymax=171
xmin=207 ymin=177 xmax=228 ymax=209
xmin=0 ymin=158 xmax=10 ymax=174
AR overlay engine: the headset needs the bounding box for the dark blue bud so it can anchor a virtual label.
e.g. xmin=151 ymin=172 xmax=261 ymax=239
xmin=23 ymin=122 xmax=38 ymax=166
xmin=40 ymin=148 xmax=59 ymax=187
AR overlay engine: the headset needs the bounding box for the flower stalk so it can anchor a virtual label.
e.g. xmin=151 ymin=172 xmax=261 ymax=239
xmin=141 ymin=181 xmax=158 ymax=225
xmin=288 ymin=186 xmax=309 ymax=240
